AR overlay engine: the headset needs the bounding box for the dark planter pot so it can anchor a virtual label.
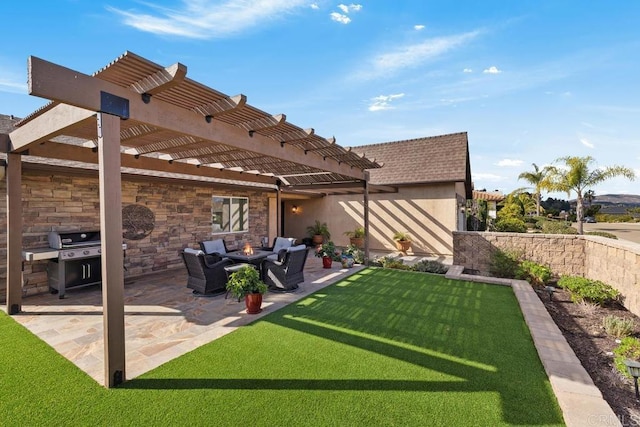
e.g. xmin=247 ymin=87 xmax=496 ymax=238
xmin=322 ymin=256 xmax=333 ymax=269
xmin=245 ymin=293 xmax=263 ymax=314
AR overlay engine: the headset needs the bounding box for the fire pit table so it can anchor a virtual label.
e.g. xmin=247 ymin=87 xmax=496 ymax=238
xmin=224 ymin=249 xmax=272 ymax=267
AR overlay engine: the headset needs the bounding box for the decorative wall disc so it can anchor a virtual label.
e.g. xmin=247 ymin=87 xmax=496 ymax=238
xmin=122 ymin=204 xmax=155 ymax=240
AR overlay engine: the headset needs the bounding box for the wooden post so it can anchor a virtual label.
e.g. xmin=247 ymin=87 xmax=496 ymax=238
xmin=6 ymin=153 xmax=23 ymax=314
xmin=97 ymin=112 xmax=126 ymax=387
xmin=363 ymin=171 xmax=370 ymax=265
xmin=276 ymin=180 xmax=282 ymax=237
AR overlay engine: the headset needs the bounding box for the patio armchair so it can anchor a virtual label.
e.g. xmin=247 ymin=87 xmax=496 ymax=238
xmin=263 ymin=237 xmax=297 ymax=261
xmin=261 ymin=245 xmax=309 ymax=292
xmin=181 ymin=248 xmax=234 ymax=296
xmin=199 ymin=238 xmax=236 ymax=263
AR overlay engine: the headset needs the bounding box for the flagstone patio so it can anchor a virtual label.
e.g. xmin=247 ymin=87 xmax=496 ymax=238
xmin=5 ymin=253 xmax=368 ymax=385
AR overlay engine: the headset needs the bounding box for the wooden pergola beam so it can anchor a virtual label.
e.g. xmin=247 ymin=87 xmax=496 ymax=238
xmin=27 ymin=142 xmax=278 ymax=185
xmin=9 ymin=104 xmax=96 ymax=152
xmin=130 ymin=62 xmax=187 ymax=95
xmin=21 ymin=56 xmax=365 ymax=180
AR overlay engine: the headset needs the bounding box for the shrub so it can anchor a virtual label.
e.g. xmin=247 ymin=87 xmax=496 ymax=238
xmin=603 ymin=315 xmax=635 ymax=339
xmin=557 ymin=276 xmax=620 ymax=306
xmin=516 ymin=260 xmax=552 ymax=286
xmin=342 ymin=244 xmax=364 ymax=264
xmin=586 ymin=231 xmax=618 ymax=240
xmin=489 ymin=249 xmax=522 ymax=278
xmin=574 ymin=300 xmax=599 ymax=316
xmin=494 ymin=218 xmax=527 ymax=233
xmin=541 ymin=221 xmax=578 ymax=235
xmin=411 ymin=260 xmax=449 ymax=274
xmin=613 ymin=337 xmax=640 ymax=378
xmin=379 ymin=256 xmax=410 ymax=270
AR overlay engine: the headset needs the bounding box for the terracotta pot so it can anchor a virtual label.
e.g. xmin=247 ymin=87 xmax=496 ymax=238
xmin=245 ymin=293 xmax=263 ymax=314
xmin=322 ymin=256 xmax=333 ymax=269
xmin=312 ymin=234 xmax=324 ymax=245
xmin=395 ymin=240 xmax=412 ymax=255
xmin=349 ymin=237 xmax=364 ymax=249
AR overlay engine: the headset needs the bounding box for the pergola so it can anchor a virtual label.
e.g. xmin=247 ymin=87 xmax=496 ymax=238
xmin=3 ymin=51 xmax=381 ymax=387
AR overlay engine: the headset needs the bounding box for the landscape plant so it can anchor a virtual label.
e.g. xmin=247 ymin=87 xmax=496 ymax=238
xmin=613 ymin=337 xmax=640 ymax=378
xmin=586 ymin=231 xmax=618 ymax=239
xmin=543 ymin=156 xmax=635 ymax=234
xmin=411 ymin=259 xmax=449 ymax=274
xmin=489 ymin=249 xmax=522 ymax=278
xmin=341 ymin=244 xmax=364 ymax=264
xmin=494 ymin=217 xmax=527 ymax=233
xmin=516 ymin=260 xmax=552 ymax=286
xmin=557 ymin=275 xmax=620 ymax=306
xmin=225 ymin=265 xmax=267 ymax=300
xmin=518 ymin=163 xmax=549 ymax=216
xmin=603 ymin=315 xmax=635 ymax=339
xmin=306 ymin=220 xmax=331 ymax=240
xmin=540 ymin=220 xmax=577 ymax=235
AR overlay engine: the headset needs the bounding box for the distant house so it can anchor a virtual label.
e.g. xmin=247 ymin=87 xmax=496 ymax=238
xmin=282 ymin=133 xmax=473 ymax=256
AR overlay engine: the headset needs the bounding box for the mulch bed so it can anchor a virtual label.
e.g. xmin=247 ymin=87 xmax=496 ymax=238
xmin=536 ymin=286 xmax=640 ymax=426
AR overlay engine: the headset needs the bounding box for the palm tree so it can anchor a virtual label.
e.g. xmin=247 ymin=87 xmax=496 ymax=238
xmin=518 ymin=163 xmax=548 ymax=217
xmin=544 ymin=156 xmax=635 ymax=234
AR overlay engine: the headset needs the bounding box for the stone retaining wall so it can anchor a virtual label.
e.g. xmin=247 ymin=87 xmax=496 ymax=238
xmin=453 ymin=231 xmax=640 ymax=317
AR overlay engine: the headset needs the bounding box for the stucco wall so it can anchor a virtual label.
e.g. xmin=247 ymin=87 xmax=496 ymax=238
xmin=1 ymin=170 xmax=271 ymax=298
xmin=453 ymin=231 xmax=640 ymax=317
xmin=284 ymin=183 xmax=461 ymax=256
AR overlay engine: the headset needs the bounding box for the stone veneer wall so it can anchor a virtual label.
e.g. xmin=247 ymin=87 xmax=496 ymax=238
xmin=0 ymin=171 xmax=271 ymax=298
xmin=453 ymin=231 xmax=640 ymax=317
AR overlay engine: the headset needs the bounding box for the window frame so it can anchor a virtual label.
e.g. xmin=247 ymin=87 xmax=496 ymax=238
xmin=211 ymin=195 xmax=249 ymax=234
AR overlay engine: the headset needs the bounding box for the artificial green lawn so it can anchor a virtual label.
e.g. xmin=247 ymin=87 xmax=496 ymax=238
xmin=1 ymin=268 xmax=564 ymax=426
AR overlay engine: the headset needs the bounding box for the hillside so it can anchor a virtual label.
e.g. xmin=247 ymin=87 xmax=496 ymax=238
xmin=590 ymin=194 xmax=640 ymax=206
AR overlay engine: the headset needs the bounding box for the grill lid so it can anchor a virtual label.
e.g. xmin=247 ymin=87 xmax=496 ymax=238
xmin=48 ymin=230 xmax=101 ymax=249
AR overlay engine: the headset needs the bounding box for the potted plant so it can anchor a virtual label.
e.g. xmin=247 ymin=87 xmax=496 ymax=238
xmin=343 ymin=226 xmax=365 ymax=248
xmin=316 ymin=241 xmax=338 ymax=268
xmin=306 ymin=220 xmax=331 ymax=246
xmin=342 ymin=244 xmax=364 ymax=265
xmin=393 ymin=231 xmax=412 ymax=255
xmin=225 ymin=265 xmax=268 ymax=314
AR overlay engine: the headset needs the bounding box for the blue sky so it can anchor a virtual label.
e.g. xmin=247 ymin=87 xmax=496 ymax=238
xmin=2 ymin=1 xmax=639 ymax=198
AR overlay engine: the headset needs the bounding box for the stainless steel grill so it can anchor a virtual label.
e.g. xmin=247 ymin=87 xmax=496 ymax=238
xmin=47 ymin=230 xmax=126 ymax=298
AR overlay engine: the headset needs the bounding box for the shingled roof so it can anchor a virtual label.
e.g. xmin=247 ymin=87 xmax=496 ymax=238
xmin=351 ymin=132 xmax=472 ymax=197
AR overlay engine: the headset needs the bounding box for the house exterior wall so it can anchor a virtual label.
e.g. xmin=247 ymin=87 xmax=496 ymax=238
xmin=453 ymin=231 xmax=640 ymax=317
xmin=283 ymin=182 xmax=460 ymax=256
xmin=0 ymin=170 xmax=270 ymax=299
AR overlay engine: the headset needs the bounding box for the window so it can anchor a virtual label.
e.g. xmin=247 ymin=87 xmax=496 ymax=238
xmin=212 ymin=196 xmax=248 ymax=233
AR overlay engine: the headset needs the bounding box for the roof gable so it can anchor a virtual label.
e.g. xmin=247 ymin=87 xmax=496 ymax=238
xmin=352 ymin=132 xmax=471 ymax=188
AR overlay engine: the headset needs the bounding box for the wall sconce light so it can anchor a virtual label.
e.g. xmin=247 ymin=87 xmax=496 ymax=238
xmin=291 ymin=205 xmax=299 ymax=214
xmin=624 ymin=359 xmax=640 ymax=400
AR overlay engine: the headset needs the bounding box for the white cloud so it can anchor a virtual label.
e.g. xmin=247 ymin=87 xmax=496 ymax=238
xmin=473 ymin=172 xmax=506 ymax=182
xmin=330 ymin=12 xmax=351 ymax=24
xmin=495 ymin=159 xmax=524 ymax=167
xmin=580 ymin=138 xmax=595 ymax=148
xmin=107 ymin=0 xmax=309 ymax=39
xmin=0 ymin=77 xmax=27 ymax=94
xmin=357 ymin=30 xmax=480 ymax=80
xmin=414 ymin=24 xmax=425 ymax=31
xmin=338 ymin=4 xmax=362 ymax=13
xmin=310 ymin=3 xmax=319 ymax=10
xmin=463 ymin=68 xmax=473 ymax=73
xmin=0 ymin=63 xmax=27 ymax=94
xmin=368 ymin=93 xmax=405 ymax=111
xmin=483 ymin=66 xmax=502 ymax=74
